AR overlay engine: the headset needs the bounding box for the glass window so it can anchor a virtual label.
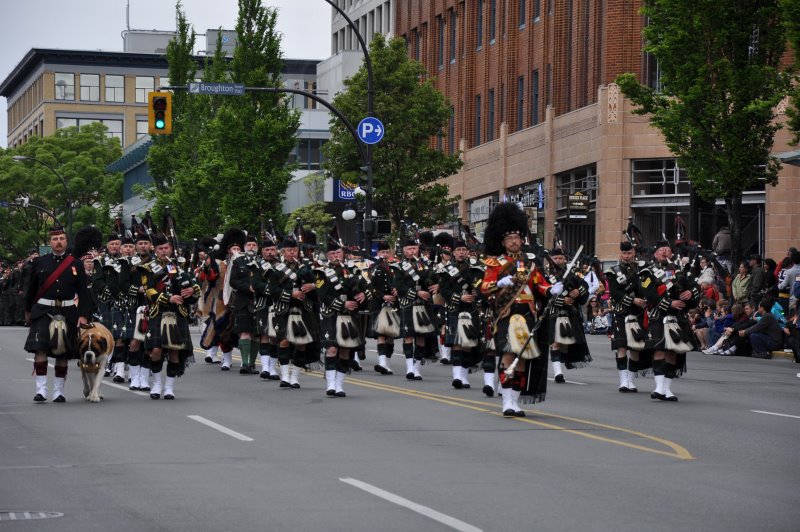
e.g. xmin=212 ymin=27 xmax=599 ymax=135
xmin=448 ymin=106 xmax=455 ymax=154
xmin=556 ymin=165 xmax=598 ymax=210
xmin=631 ymin=159 xmax=690 ymax=197
xmin=437 ymin=16 xmax=445 ymax=68
xmin=80 ymin=74 xmax=99 ymax=101
xmin=414 ymin=28 xmax=420 ymax=60
xmin=102 ymin=119 xmax=123 ymax=144
xmin=54 ymin=73 xmax=75 ymax=100
xmin=534 ymin=0 xmax=540 ymax=21
xmin=449 ymin=9 xmax=457 ymax=62
xmin=487 ymin=89 xmax=495 ymax=142
xmin=56 ymin=117 xmax=77 ymax=130
xmin=304 ymin=81 xmax=318 ymax=109
xmin=517 ymin=76 xmax=525 ymax=130
xmin=519 ymin=0 xmax=526 ymax=27
xmin=531 ymin=69 xmax=539 ymax=125
xmin=476 ymin=0 xmax=483 ymax=50
xmin=475 ymin=94 xmax=481 ymax=145
xmin=135 ymin=76 xmax=154 ymax=103
xmin=137 ymin=120 xmax=149 ymax=139
xmin=294 ymin=139 xmax=328 ymax=170
xmin=105 ymin=75 xmax=125 ymax=102
xmin=489 ymin=0 xmax=496 ymax=42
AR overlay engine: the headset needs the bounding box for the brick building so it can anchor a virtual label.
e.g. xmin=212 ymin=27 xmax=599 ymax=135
xmin=395 ymin=0 xmax=799 ymax=261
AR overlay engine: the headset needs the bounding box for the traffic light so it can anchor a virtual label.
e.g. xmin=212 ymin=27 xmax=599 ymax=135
xmin=148 ymin=92 xmax=172 ymax=135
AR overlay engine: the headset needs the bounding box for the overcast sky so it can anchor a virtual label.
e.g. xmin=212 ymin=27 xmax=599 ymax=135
xmin=0 ymin=0 xmax=332 ymax=148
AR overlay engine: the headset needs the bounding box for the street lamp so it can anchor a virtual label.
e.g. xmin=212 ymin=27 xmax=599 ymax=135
xmin=12 ymin=155 xmax=72 ymax=239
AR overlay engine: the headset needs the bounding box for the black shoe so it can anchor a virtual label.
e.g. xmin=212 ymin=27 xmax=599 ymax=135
xmin=663 ymin=394 xmax=678 ymax=402
xmin=53 ymin=395 xmax=65 ymax=403
xmin=260 ymin=371 xmax=270 ymax=380
xmin=334 ymin=391 xmax=346 ymax=397
xmin=452 ymin=379 xmax=463 ymax=389
xmin=34 ymin=393 xmax=46 ymax=403
xmin=280 ymin=381 xmax=291 ymax=388
xmin=440 ymin=358 xmax=451 ymax=365
xmin=290 ymin=383 xmax=301 ymax=389
xmin=352 ymin=363 xmax=362 ymax=372
xmin=503 ymin=409 xmax=516 ymax=417
xmin=113 ymin=375 xmax=125 ymax=383
xmin=103 ymin=370 xmax=112 ymax=377
xmin=129 ymin=385 xmax=140 ymax=391
xmin=239 ymin=367 xmax=249 ymax=375
xmin=483 ymin=385 xmax=494 ymax=397
xmin=221 ymin=365 xmax=231 ymax=371
xmin=140 ymin=385 xmax=150 ymax=392
xmin=462 ymin=383 xmax=470 ymax=389
xmin=619 ymin=386 xmax=629 ymax=393
xmin=513 ymin=410 xmax=526 ymax=417
xmin=414 ymin=375 xmax=422 ymax=381
xmin=268 ymin=374 xmax=280 ymax=380
xmin=205 ymin=356 xmax=213 ymax=364
xmin=374 ymin=364 xmax=389 ymax=375
xmin=406 ymin=372 xmax=415 ymax=380
xmin=164 ymin=394 xmax=174 ymax=400
xmin=150 ymin=393 xmax=160 ymax=400
xmin=554 ymin=374 xmax=565 ymax=383
xmin=650 ymin=391 xmax=666 ymax=400
xmin=326 ymin=389 xmax=336 ymax=396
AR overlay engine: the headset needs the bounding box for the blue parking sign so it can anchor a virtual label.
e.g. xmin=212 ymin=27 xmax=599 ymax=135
xmin=357 ymin=117 xmax=385 ymax=145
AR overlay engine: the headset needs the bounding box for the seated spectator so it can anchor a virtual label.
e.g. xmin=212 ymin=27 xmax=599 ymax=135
xmin=741 ymin=298 xmax=784 ymax=359
xmin=708 ymin=300 xmax=733 ymax=347
xmin=584 ymin=297 xmax=610 ymax=334
xmin=692 ymin=306 xmax=713 ymax=350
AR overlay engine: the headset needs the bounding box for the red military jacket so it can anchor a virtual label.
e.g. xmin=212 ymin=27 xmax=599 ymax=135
xmin=481 ymin=253 xmax=551 ymax=312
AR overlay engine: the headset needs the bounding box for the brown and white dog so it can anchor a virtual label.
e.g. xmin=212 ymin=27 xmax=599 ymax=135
xmin=77 ymin=323 xmax=114 ymax=403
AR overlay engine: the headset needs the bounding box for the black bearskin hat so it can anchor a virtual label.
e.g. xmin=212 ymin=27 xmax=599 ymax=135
xmin=199 ymin=237 xmax=218 ymax=253
xmin=418 ymin=231 xmax=434 ymax=250
xmin=151 ymin=233 xmax=169 ymax=247
xmin=221 ymin=228 xmax=246 ymax=250
xmin=434 ymin=232 xmax=455 ymax=251
xmin=483 ymin=202 xmax=529 ymax=257
xmin=72 ymin=226 xmax=104 ymax=259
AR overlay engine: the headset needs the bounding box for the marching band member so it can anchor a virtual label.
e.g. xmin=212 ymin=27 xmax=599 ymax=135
xmin=127 ymin=231 xmax=154 ymax=391
xmin=367 ymin=241 xmax=399 ymax=375
xmin=481 ymin=203 xmax=555 ymax=417
xmin=256 ymin=232 xmax=281 ymax=380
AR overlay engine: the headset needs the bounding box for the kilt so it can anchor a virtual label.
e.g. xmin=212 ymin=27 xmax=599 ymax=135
xmin=444 ymin=307 xmax=480 ymax=348
xmin=546 ymin=309 xmax=592 ymax=369
xmin=398 ymin=303 xmax=436 ymax=338
xmin=255 ymin=307 xmax=276 ymax=338
xmin=230 ymin=294 xmax=256 ymax=335
xmin=145 ymin=312 xmax=193 ymax=352
xmin=24 ymin=304 xmax=79 ymax=359
xmin=611 ymin=312 xmax=645 ymax=350
xmin=494 ymin=303 xmax=548 ymax=404
xmin=320 ymin=313 xmax=365 ymax=349
xmin=97 ymin=301 xmax=129 ymax=340
xmin=273 ymin=305 xmax=320 ymax=344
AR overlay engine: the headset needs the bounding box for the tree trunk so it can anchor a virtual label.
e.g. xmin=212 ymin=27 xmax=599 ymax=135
xmin=725 ymin=194 xmax=743 ymax=270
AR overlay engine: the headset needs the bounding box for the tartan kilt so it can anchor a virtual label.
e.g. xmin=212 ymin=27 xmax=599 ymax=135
xmin=319 ymin=313 xmax=366 ymax=349
xmin=119 ymin=307 xmax=136 ymax=340
xmin=232 ymin=304 xmax=256 ymax=335
xmin=273 ymin=306 xmax=320 ymax=344
xmin=255 ymin=307 xmax=276 ymax=338
xmin=444 ymin=307 xmax=481 ymax=347
xmin=24 ymin=305 xmax=80 ymax=359
xmin=145 ymin=312 xmax=193 ymax=351
xmin=399 ymin=303 xmax=436 ymax=338
xmin=98 ymin=301 xmax=129 ymax=340
xmin=611 ymin=312 xmax=645 ymax=350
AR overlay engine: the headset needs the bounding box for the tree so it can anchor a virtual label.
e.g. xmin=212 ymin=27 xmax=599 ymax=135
xmin=616 ymin=0 xmax=793 ymax=264
xmin=284 ymin=202 xmax=334 ymax=243
xmin=783 ymin=0 xmax=800 ymax=144
xmin=147 ymin=0 xmax=299 ymax=239
xmin=0 ymin=123 xmax=123 ymax=260
xmin=323 ymin=34 xmax=463 ymax=231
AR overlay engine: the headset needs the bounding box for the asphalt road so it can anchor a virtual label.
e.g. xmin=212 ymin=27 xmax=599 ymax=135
xmin=1 ymin=326 xmax=798 ymax=532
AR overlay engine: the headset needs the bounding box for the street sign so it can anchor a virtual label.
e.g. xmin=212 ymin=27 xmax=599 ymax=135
xmin=357 ymin=117 xmax=385 ymax=145
xmin=568 ymin=191 xmax=589 ymax=220
xmin=188 ymin=82 xmax=245 ymax=96
xmin=336 ymin=180 xmax=357 ymax=201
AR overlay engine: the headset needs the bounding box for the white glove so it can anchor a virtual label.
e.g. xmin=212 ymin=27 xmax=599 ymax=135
xmin=496 ymin=275 xmax=514 ymax=288
xmin=550 ymin=282 xmax=564 ymax=296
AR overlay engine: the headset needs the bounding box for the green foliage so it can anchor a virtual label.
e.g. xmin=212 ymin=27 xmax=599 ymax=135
xmin=615 ymin=0 xmax=793 ymax=262
xmin=146 ymin=0 xmax=299 ymax=239
xmin=0 ymin=123 xmax=123 ymax=261
xmin=782 ymin=0 xmax=800 ymax=144
xmin=284 ymin=201 xmax=333 ymax=241
xmin=323 ymin=34 xmax=463 ymax=230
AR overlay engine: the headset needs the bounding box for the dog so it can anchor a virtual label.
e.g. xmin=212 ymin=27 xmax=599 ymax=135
xmin=77 ymin=322 xmax=114 ymax=403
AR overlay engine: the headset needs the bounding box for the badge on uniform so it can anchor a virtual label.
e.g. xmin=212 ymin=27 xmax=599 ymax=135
xmin=167 ymin=264 xmax=177 ymax=274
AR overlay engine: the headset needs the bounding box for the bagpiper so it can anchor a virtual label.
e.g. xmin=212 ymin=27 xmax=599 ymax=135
xmin=639 ymin=240 xmax=699 ymax=401
xmin=316 ymin=233 xmax=370 ymax=397
xmin=544 ymin=248 xmax=592 ymax=383
xmin=367 ymin=241 xmax=399 ymax=375
xmin=255 ymin=228 xmax=281 ymax=380
xmin=395 ymin=229 xmax=439 ymax=380
xmin=143 ymin=233 xmax=201 ymax=400
xmin=480 ymin=203 xmax=556 ymax=417
xmin=605 ymin=240 xmax=648 ymax=392
xmin=24 ymin=224 xmax=93 ymax=402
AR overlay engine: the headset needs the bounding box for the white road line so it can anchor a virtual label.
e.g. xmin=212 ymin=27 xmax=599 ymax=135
xmin=102 ymin=380 xmax=148 ymax=396
xmin=547 ymin=377 xmax=587 ymax=385
xmin=340 ymin=477 xmax=482 ymax=532
xmin=751 ymin=410 xmax=800 ymax=420
xmin=187 ymin=415 xmax=254 ymax=442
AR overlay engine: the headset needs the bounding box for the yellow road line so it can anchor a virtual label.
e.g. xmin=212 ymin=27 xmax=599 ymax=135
xmin=193 ymin=347 xmax=693 ymax=460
